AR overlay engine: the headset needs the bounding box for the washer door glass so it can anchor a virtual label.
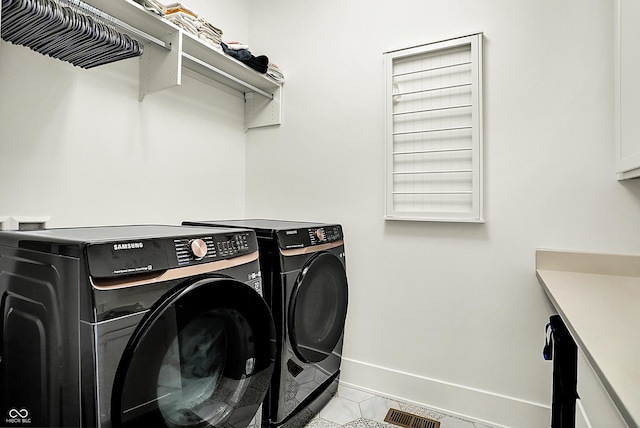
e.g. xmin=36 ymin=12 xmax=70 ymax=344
xmin=111 ymin=278 xmax=275 ymax=428
xmin=288 ymin=252 xmax=349 ymax=363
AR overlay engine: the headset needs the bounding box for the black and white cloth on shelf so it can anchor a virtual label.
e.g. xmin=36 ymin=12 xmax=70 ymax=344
xmin=221 ymin=42 xmax=269 ymax=74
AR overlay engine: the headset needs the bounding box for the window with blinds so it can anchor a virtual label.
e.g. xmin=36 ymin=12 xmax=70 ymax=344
xmin=384 ymin=33 xmax=484 ymax=222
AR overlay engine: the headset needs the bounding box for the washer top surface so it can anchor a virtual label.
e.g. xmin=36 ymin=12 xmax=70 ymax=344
xmin=0 ymin=225 xmax=260 ymax=276
xmin=0 ymin=224 xmax=246 ymax=245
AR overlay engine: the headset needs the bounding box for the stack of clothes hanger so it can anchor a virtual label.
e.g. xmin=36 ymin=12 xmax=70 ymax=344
xmin=1 ymin=0 xmax=144 ymax=68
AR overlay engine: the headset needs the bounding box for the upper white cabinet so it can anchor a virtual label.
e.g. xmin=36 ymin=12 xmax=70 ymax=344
xmin=615 ymin=0 xmax=640 ymax=179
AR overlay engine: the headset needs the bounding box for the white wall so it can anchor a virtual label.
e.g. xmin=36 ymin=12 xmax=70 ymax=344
xmin=0 ymin=0 xmax=250 ymax=227
xmin=245 ymin=1 xmax=640 ymax=427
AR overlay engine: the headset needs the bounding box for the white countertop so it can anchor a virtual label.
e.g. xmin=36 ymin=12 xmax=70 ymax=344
xmin=536 ymin=249 xmax=640 ymax=428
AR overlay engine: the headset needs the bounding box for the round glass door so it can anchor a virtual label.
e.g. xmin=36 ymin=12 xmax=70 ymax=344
xmin=288 ymin=252 xmax=349 ymax=363
xmin=111 ymin=278 xmax=275 ymax=428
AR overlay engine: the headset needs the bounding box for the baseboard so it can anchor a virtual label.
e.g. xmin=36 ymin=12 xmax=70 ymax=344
xmin=340 ymin=358 xmax=551 ymax=428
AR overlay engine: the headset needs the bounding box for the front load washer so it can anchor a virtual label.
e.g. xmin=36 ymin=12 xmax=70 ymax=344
xmin=183 ymin=220 xmax=348 ymax=428
xmin=0 ymin=225 xmax=275 ymax=428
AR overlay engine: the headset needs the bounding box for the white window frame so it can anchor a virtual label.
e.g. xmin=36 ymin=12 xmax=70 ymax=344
xmin=384 ymin=33 xmax=484 ymax=222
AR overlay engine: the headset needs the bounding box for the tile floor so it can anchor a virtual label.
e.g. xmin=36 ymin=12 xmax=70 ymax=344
xmin=305 ymin=384 xmax=496 ymax=428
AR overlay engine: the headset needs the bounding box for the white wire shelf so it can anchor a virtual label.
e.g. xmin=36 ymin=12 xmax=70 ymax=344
xmin=393 ymin=104 xmax=472 ymax=116
xmin=392 ymin=191 xmax=473 ymax=195
xmin=393 ymin=125 xmax=472 ymax=136
xmin=393 ymin=169 xmax=473 ymax=175
xmin=392 ymin=147 xmax=472 ymax=155
xmin=392 ymin=60 xmax=472 ymax=78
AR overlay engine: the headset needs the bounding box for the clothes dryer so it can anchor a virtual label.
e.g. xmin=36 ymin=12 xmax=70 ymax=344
xmin=0 ymin=225 xmax=275 ymax=428
xmin=183 ymin=220 xmax=348 ymax=428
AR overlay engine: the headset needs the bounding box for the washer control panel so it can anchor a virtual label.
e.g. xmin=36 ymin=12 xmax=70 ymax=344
xmin=277 ymin=224 xmax=343 ymax=249
xmin=174 ymin=232 xmax=253 ymax=266
xmin=87 ymin=231 xmax=257 ymax=278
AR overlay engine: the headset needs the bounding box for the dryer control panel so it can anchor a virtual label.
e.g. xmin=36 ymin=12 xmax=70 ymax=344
xmin=276 ymin=225 xmax=343 ymax=249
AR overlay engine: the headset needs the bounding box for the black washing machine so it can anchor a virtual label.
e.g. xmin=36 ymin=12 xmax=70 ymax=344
xmin=183 ymin=220 xmax=348 ymax=428
xmin=0 ymin=225 xmax=275 ymax=428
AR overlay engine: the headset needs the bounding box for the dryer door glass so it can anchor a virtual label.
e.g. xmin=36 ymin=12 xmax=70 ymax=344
xmin=111 ymin=278 xmax=275 ymax=428
xmin=289 ymin=252 xmax=349 ymax=363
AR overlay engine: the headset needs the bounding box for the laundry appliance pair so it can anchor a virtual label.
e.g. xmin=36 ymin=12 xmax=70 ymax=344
xmin=0 ymin=224 xmax=276 ymax=428
xmin=183 ymin=220 xmax=349 ymax=428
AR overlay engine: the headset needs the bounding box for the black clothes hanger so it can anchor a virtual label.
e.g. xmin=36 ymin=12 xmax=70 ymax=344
xmin=1 ymin=0 xmax=143 ymax=69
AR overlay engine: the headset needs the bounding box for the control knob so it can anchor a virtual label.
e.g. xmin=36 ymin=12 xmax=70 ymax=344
xmin=189 ymin=239 xmax=208 ymax=260
xmin=315 ymin=228 xmax=326 ymax=241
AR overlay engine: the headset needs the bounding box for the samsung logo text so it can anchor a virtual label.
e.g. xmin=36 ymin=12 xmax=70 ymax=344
xmin=113 ymin=242 xmax=144 ymax=251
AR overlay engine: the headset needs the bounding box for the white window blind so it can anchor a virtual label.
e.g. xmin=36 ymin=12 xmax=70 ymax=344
xmin=384 ymin=33 xmax=484 ymax=222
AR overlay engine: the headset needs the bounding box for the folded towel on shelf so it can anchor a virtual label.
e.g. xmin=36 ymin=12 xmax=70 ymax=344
xmin=132 ymin=0 xmax=166 ymax=15
xmin=197 ymin=17 xmax=223 ymax=49
xmin=166 ymin=11 xmax=199 ymax=35
xmin=225 ymin=41 xmax=250 ymax=50
xmin=198 ymin=33 xmax=222 ymax=49
xmin=163 ymin=5 xmax=224 ymax=49
xmin=164 ymin=2 xmax=197 ymax=17
xmin=198 ymin=18 xmax=223 ymax=37
xmin=267 ymin=63 xmax=285 ymax=83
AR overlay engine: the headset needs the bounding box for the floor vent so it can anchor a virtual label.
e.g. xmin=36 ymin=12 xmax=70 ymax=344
xmin=384 ymin=408 xmax=441 ymax=428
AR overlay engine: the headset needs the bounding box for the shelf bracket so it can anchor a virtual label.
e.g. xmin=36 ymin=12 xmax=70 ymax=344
xmin=245 ymin=86 xmax=282 ymax=130
xmin=139 ymin=30 xmax=182 ymax=101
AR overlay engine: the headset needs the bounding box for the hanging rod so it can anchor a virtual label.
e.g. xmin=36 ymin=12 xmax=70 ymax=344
xmin=58 ymin=0 xmax=171 ymax=50
xmin=182 ymin=52 xmax=274 ymax=100
xmin=393 ymin=61 xmax=472 ymax=78
xmin=394 ymin=83 xmax=472 ymax=97
xmin=393 ymin=169 xmax=473 ymax=175
xmin=110 ymin=17 xmax=172 ymax=50
xmin=394 ymin=104 xmax=472 ymax=116
xmin=392 ymin=147 xmax=472 ymax=155
xmin=393 ymin=125 xmax=472 ymax=136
